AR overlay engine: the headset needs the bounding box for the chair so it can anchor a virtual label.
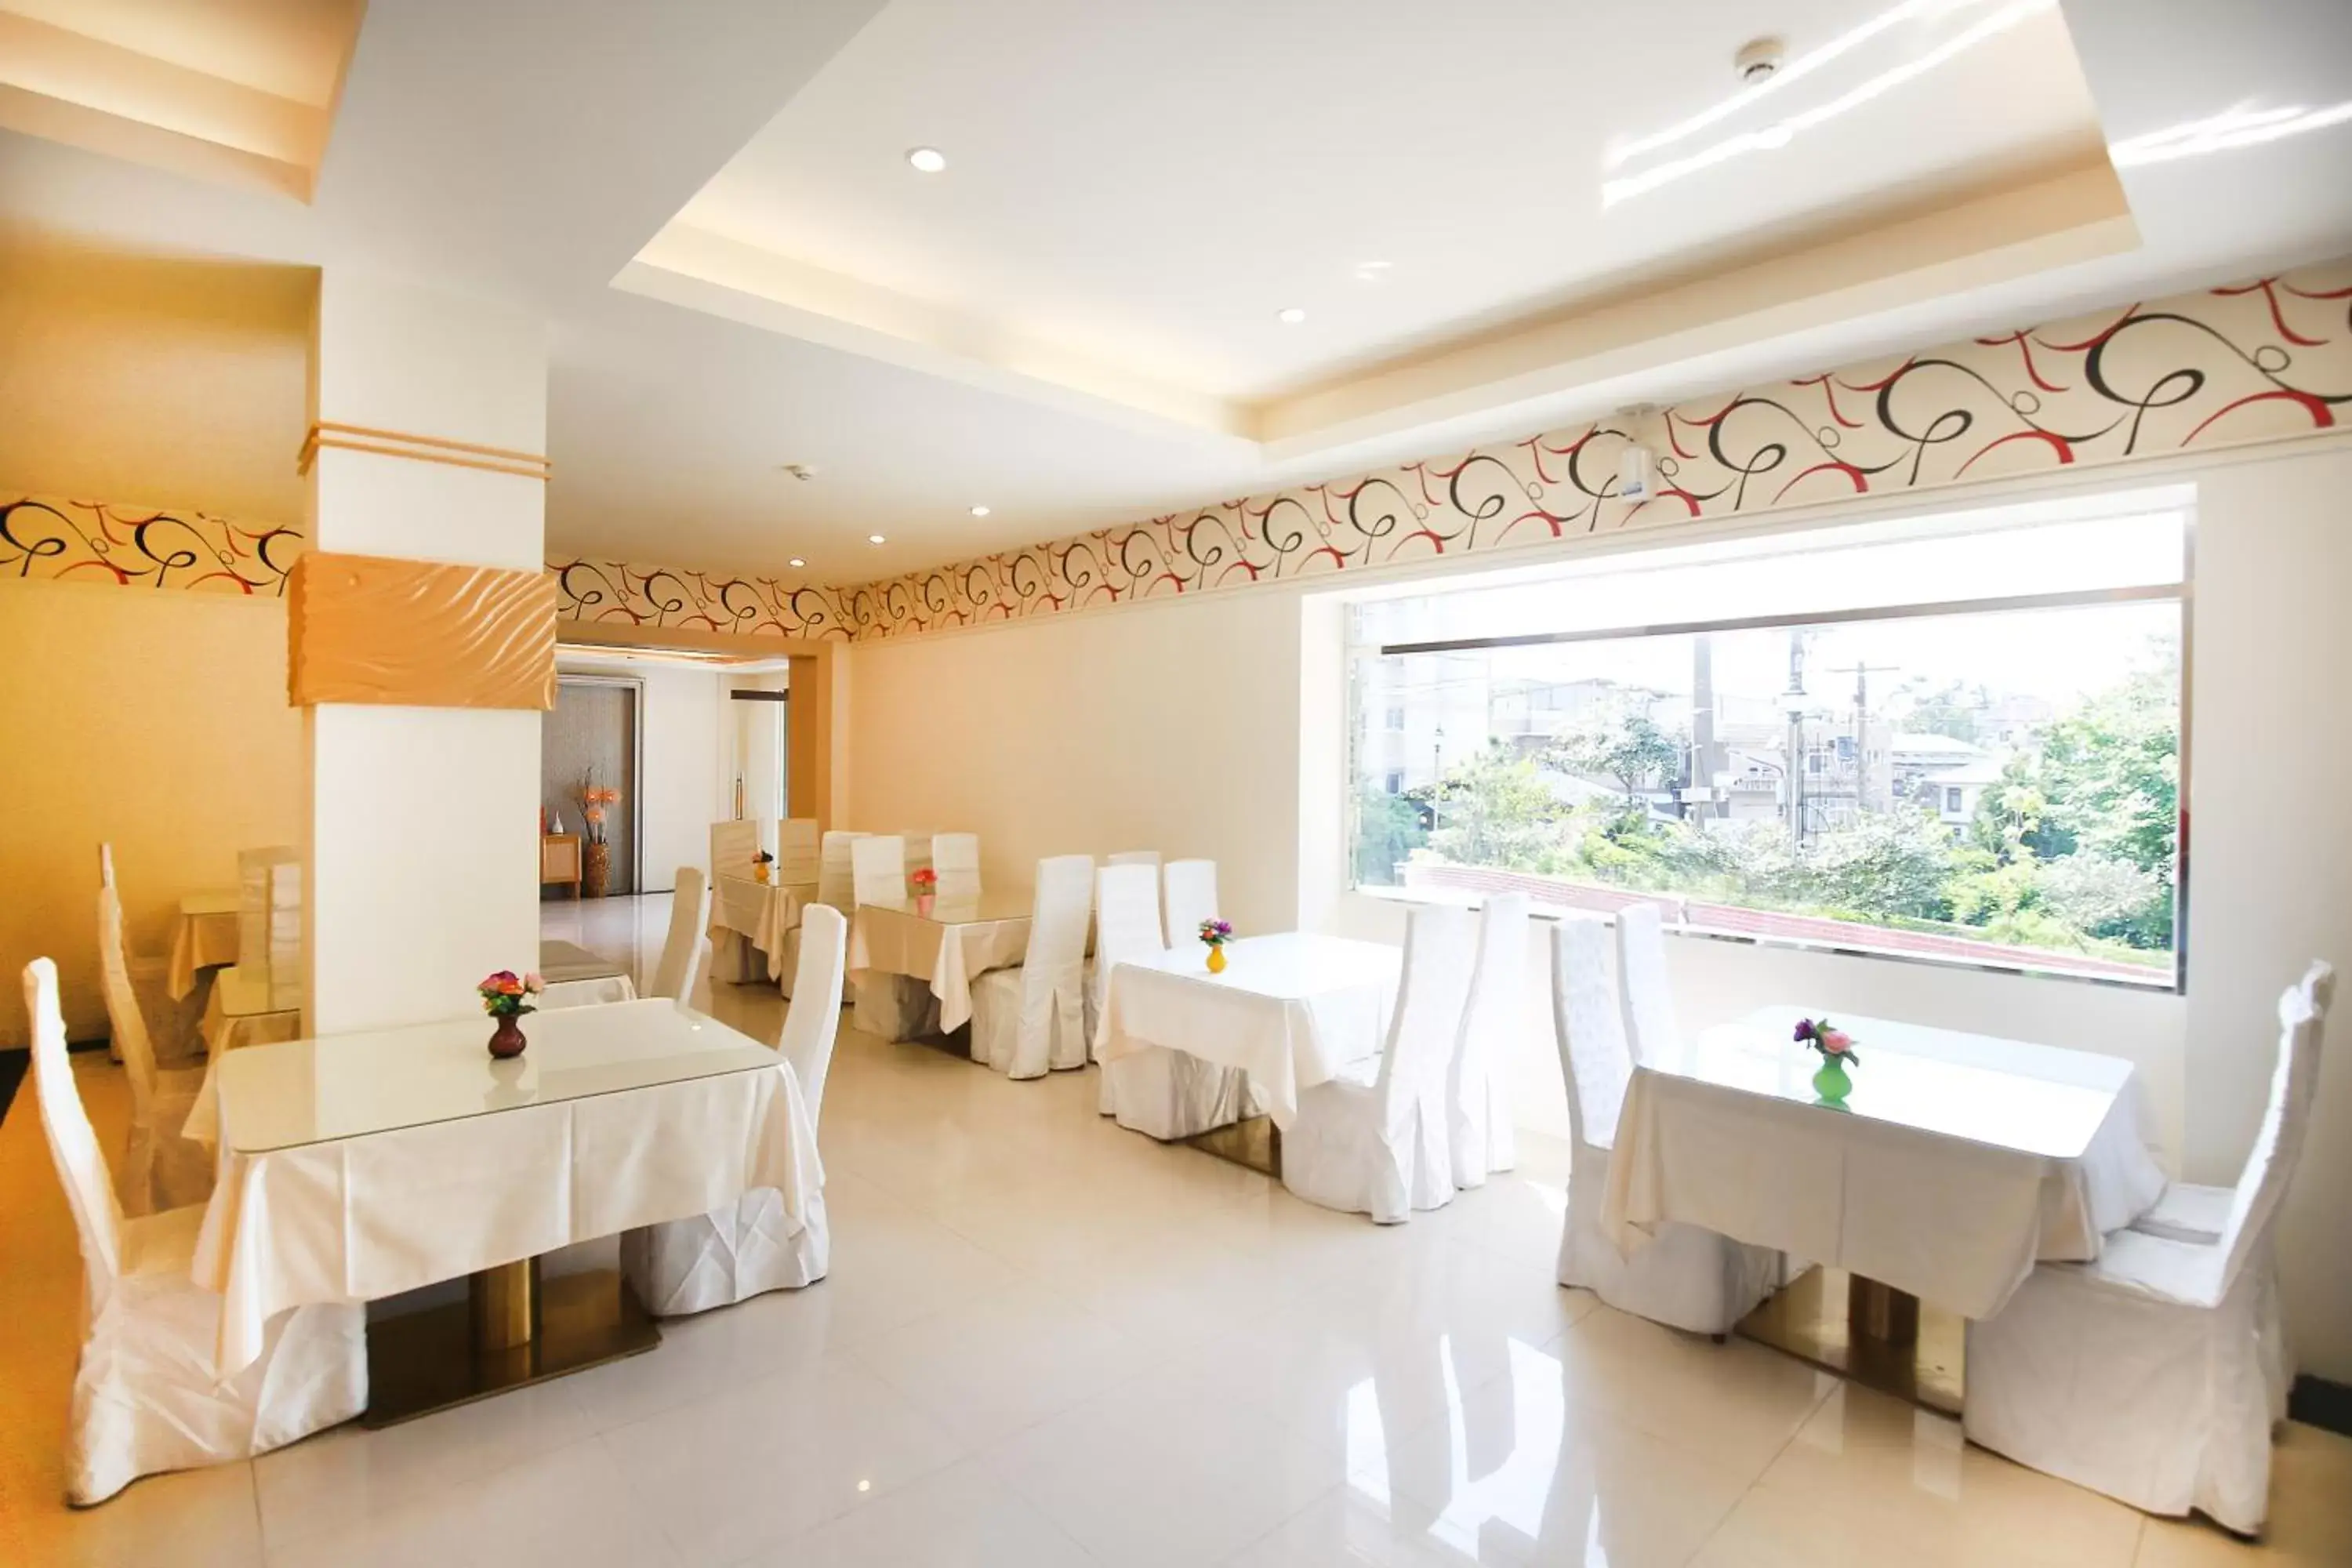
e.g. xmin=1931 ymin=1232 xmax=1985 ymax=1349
xmin=710 ymin=818 xmax=760 ymax=881
xmin=967 ymin=857 xmax=1093 ymax=1079
xmin=23 ymin=958 xmax=366 ymax=1505
xmin=96 ymin=887 xmax=211 ymax=1215
xmin=1107 ymin=849 xmax=1162 ymax=874
xmin=96 ymin=842 xmax=199 ymax=1065
xmin=652 ymin=867 xmax=713 ymax=1003
xmin=1614 ymin=901 xmax=1679 ymax=1062
xmin=619 ymin=909 xmax=845 ymax=1316
xmin=1550 ymin=919 xmax=1780 ymax=1334
xmin=931 ymin=833 xmax=982 ymax=900
xmin=1161 ymin=858 xmax=1218 ymax=953
xmin=1094 ymin=864 xmax=1258 ymax=1136
xmin=774 ymin=817 xmax=820 ymax=885
xmin=1281 ymin=905 xmax=1472 ymax=1223
xmin=1450 ymin=893 xmax=1529 ymax=1188
xmin=782 ymin=829 xmax=866 ymax=1000
xmin=850 ymin=834 xmax=908 ymax=904
xmin=1964 ymin=963 xmax=2332 ymax=1536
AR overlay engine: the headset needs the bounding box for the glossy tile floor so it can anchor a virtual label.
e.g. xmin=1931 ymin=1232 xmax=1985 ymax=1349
xmin=3 ymin=894 xmax=2348 ymax=1566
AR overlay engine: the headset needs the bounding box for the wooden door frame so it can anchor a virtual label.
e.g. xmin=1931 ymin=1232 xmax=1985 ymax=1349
xmin=553 ymin=621 xmax=844 ymax=835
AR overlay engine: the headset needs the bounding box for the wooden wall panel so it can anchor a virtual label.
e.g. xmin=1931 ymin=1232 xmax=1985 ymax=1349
xmin=289 ymin=551 xmax=556 ymax=709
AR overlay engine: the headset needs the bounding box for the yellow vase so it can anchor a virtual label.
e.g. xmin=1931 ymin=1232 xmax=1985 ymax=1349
xmin=1206 ymin=944 xmax=1227 ymax=974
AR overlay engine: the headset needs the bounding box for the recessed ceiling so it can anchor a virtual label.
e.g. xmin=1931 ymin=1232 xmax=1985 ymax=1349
xmin=626 ymin=0 xmax=2118 ymax=449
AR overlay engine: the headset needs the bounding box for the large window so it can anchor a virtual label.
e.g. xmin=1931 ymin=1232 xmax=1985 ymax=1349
xmin=1348 ymin=495 xmax=2188 ymax=986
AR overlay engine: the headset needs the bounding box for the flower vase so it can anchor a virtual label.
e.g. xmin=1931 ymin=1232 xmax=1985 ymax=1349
xmin=582 ymin=840 xmax=612 ymax=898
xmin=1206 ymin=944 xmax=1227 ymax=975
xmin=754 ymin=862 xmax=771 ymax=885
xmin=488 ymin=1015 xmax=528 ymax=1060
xmin=1811 ymin=1058 xmax=1852 ymax=1105
xmin=914 ymin=892 xmax=935 ymax=916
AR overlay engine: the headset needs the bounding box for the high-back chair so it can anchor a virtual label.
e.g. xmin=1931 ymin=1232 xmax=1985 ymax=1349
xmin=1281 ymin=904 xmax=1474 ymax=1222
xmin=815 ymin=830 xmax=867 ymax=909
xmin=95 ymin=840 xmax=196 ymax=1065
xmin=1614 ymin=901 xmax=1679 ymax=1063
xmin=1087 ymin=860 xmax=1164 ymax=1056
xmin=1964 ymin=962 xmax=2332 ymax=1536
xmin=970 ymin=855 xmax=1094 ymax=1080
xmin=1549 ymin=919 xmax=1779 ymax=1333
xmin=1161 ymin=859 xmax=1218 ymax=952
xmin=774 ymin=817 xmax=821 ymax=885
xmin=710 ymin=818 xmax=760 ymax=880
xmin=620 ymin=909 xmax=847 ymax=1317
xmin=1106 ymin=848 xmax=1161 ymax=871
xmin=931 ymin=833 xmax=982 ymax=900
xmin=850 ymin=835 xmax=908 ymax=905
xmin=24 ymin=958 xmax=366 ymax=1504
xmin=1450 ymin=893 xmax=1529 ymax=1188
xmin=652 ymin=866 xmax=713 ymax=1002
xmin=96 ymin=887 xmax=209 ymax=1214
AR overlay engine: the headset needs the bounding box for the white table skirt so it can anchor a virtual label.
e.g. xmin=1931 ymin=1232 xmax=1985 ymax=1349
xmin=1600 ymin=1007 xmax=2167 ymax=1320
xmin=196 ymin=975 xmax=300 ymax=1059
xmin=1099 ymin=933 xmax=1399 ymax=1128
xmin=167 ymin=892 xmax=241 ymax=1000
xmin=192 ymin=1044 xmax=820 ymax=1377
xmin=849 ymin=902 xmax=1031 ymax=1032
xmin=709 ymin=877 xmax=818 ymax=980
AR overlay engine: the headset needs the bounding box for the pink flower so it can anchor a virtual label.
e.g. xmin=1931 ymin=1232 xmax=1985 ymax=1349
xmin=1820 ymin=1029 xmax=1852 ymax=1054
xmin=523 ymin=972 xmax=545 ymax=993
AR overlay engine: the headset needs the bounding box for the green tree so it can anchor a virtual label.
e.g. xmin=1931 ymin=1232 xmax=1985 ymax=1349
xmin=1427 ymin=742 xmax=1559 ymax=869
xmin=1352 ymin=786 xmax=1428 ymax=886
xmin=1898 ymin=679 xmax=1994 ymax=745
xmin=1547 ymin=696 xmax=1684 ymax=802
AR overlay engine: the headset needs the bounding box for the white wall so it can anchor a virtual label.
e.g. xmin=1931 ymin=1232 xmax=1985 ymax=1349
xmin=844 ymin=440 xmax=2352 ymax=1382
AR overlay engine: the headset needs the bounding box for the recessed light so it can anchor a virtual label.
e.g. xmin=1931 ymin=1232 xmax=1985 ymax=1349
xmin=1277 ymin=307 xmax=1306 ymax=325
xmin=906 ymin=146 xmax=946 ymax=173
xmin=868 ymin=534 xmax=887 ymax=544
xmin=969 ymin=504 xmax=991 ymax=517
xmin=788 ymin=557 xmax=806 ymax=568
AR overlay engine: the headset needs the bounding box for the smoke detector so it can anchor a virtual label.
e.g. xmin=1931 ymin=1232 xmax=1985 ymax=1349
xmin=779 ymin=463 xmax=818 ymax=481
xmin=1735 ymin=37 xmax=1784 ymax=83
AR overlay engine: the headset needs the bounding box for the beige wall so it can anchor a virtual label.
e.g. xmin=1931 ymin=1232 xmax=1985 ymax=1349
xmin=0 ymin=578 xmax=303 ymax=1044
xmin=843 ymin=439 xmax=2352 ymax=1382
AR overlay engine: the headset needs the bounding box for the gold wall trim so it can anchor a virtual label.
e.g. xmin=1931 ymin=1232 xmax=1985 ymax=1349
xmin=297 ymin=421 xmax=553 ymax=482
xmin=289 ymin=552 xmax=557 ymax=710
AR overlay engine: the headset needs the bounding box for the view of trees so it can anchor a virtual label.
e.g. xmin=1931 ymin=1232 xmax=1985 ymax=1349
xmin=1358 ymin=644 xmax=2180 ymax=971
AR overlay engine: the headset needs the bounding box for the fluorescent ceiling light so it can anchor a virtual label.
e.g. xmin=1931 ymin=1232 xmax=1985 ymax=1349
xmin=906 ymin=146 xmax=946 ymax=173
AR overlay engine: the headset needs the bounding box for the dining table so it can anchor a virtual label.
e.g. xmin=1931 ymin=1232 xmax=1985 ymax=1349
xmin=1098 ymin=931 xmax=1401 ymax=1130
xmin=166 ymin=888 xmax=241 ymax=1000
xmin=196 ymin=962 xmax=303 ymax=1058
xmin=848 ymin=890 xmax=1033 ymax=1034
xmin=189 ymin=997 xmax=822 ymax=1425
xmin=1601 ymin=1004 xmax=2168 ymax=1405
xmin=707 ymin=874 xmax=819 ymax=982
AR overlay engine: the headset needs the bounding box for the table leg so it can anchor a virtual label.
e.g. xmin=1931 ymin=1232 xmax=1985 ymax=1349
xmin=1735 ymin=1266 xmax=1961 ymax=1417
xmin=470 ymin=1258 xmax=539 ymax=1351
xmin=1848 ymin=1273 xmax=1921 ymax=1348
xmin=364 ymin=1259 xmax=659 ymax=1428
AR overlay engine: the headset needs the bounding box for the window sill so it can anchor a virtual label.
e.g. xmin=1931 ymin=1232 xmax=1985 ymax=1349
xmin=1349 ymin=884 xmax=2180 ymax=994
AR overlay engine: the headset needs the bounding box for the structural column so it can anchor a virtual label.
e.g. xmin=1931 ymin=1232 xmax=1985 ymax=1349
xmin=300 ymin=273 xmax=551 ymax=1034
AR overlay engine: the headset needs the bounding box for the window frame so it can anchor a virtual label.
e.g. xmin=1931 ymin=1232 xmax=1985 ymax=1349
xmin=1342 ymin=509 xmax=2195 ymax=995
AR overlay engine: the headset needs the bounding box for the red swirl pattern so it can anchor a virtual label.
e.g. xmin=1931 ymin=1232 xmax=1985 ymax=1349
xmin=1 ymin=497 xmax=302 ymax=594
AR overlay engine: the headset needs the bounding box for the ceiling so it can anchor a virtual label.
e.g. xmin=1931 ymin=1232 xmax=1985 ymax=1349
xmin=1 ymin=0 xmax=2349 ymax=584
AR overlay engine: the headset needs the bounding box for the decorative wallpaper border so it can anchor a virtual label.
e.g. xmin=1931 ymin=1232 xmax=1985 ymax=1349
xmin=1 ymin=497 xmax=303 ymax=594
xmin=552 ymin=257 xmax=2350 ymax=643
xmin=15 ymin=259 xmax=2348 ymax=636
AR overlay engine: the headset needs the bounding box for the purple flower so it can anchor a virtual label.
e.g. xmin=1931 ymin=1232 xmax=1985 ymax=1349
xmin=1792 ymin=1018 xmax=1817 ymax=1042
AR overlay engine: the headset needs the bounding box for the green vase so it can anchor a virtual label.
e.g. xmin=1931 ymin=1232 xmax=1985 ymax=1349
xmin=1812 ymin=1058 xmax=1852 ymax=1104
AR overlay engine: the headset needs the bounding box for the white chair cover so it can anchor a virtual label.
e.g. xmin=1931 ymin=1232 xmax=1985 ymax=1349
xmin=1280 ymin=905 xmax=1471 ymax=1223
xmin=1450 ymin=894 xmax=1528 ymax=1187
xmin=1550 ymin=920 xmax=1780 ymax=1334
xmin=96 ymin=887 xmax=209 ymax=1215
xmin=96 ymin=840 xmax=201 ymax=1065
xmin=1964 ymin=962 xmax=2332 ymax=1535
xmin=1094 ymin=862 xmax=1260 ymax=1137
xmin=1614 ymin=901 xmax=1679 ymax=1063
xmin=970 ymin=855 xmax=1093 ymax=1080
xmin=851 ymin=834 xmax=907 ymax=903
xmin=775 ymin=817 xmax=820 ymax=884
xmin=652 ymin=867 xmax=712 ymax=1001
xmin=710 ymin=818 xmax=760 ymax=880
xmin=1161 ymin=858 xmax=1218 ymax=953
xmin=931 ymin=832 xmax=982 ymax=900
xmin=619 ymin=909 xmax=844 ymax=1317
xmin=816 ymin=830 xmax=867 ymax=909
xmin=23 ymin=958 xmax=365 ymax=1505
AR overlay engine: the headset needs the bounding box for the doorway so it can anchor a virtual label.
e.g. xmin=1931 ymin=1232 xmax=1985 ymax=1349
xmin=543 ymin=676 xmax=642 ymax=896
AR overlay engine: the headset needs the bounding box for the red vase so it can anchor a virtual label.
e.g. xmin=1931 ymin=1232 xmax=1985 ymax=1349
xmin=488 ymin=1015 xmax=528 ymax=1059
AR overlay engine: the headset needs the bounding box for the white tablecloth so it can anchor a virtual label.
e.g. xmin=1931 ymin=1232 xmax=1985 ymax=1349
xmin=190 ymin=1000 xmax=821 ymax=1377
xmin=1600 ymin=1007 xmax=2167 ymax=1320
xmin=1099 ymin=932 xmax=1400 ymax=1128
xmin=166 ymin=891 xmax=241 ymax=1000
xmin=709 ymin=876 xmax=818 ymax=981
xmin=848 ymin=895 xmax=1032 ymax=1032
